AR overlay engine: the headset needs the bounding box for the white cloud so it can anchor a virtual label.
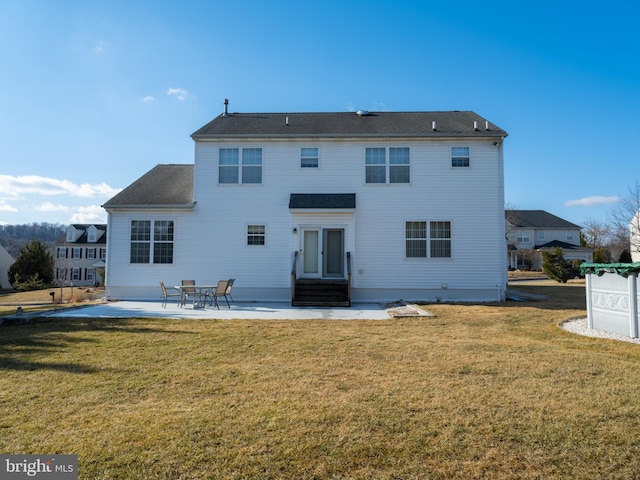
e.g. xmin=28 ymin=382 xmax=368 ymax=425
xmin=0 ymin=175 xmax=121 ymax=200
xmin=70 ymin=205 xmax=106 ymax=224
xmin=34 ymin=202 xmax=71 ymax=212
xmin=564 ymin=195 xmax=620 ymax=207
xmin=0 ymin=202 xmax=18 ymax=212
xmin=166 ymin=87 xmax=188 ymax=101
xmin=141 ymin=95 xmax=156 ymax=103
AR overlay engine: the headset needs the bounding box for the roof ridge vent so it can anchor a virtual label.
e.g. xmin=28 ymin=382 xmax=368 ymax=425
xmin=356 ymin=110 xmax=370 ymax=116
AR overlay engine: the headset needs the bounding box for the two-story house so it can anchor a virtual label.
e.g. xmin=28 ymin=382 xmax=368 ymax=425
xmin=506 ymin=210 xmax=593 ymax=270
xmin=103 ymin=105 xmax=509 ymax=303
xmin=55 ymin=224 xmax=107 ymax=287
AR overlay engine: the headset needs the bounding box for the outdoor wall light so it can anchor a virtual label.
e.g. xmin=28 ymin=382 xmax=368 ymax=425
xmin=293 ymin=228 xmax=298 ymax=234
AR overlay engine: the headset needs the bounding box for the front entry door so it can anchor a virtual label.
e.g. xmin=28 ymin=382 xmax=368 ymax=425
xmin=300 ymin=228 xmax=344 ymax=278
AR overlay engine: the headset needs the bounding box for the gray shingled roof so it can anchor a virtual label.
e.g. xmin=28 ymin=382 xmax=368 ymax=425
xmin=506 ymin=210 xmax=582 ymax=229
xmin=102 ymin=164 xmax=194 ymax=208
xmin=289 ymin=194 xmax=356 ymax=209
xmin=192 ymin=111 xmax=507 ymax=139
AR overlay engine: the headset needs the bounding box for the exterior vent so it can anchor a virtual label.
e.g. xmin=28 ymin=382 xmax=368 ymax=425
xmin=223 ymin=98 xmax=229 ymax=116
xmin=432 ymin=121 xmax=437 ymax=131
xmin=356 ymin=110 xmax=370 ymax=116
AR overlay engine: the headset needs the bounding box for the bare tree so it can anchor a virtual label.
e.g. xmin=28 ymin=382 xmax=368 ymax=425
xmin=608 ymin=180 xmax=640 ymax=260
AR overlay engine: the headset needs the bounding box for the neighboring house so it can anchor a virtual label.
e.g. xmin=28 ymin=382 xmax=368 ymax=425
xmin=103 ymin=106 xmax=509 ymax=303
xmin=0 ymin=244 xmax=15 ymax=289
xmin=630 ymin=210 xmax=640 ymax=262
xmin=55 ymin=224 xmax=107 ymax=287
xmin=506 ymin=210 xmax=593 ymax=270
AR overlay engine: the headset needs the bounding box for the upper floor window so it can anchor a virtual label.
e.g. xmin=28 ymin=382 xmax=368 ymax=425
xmin=130 ymin=220 xmax=174 ymax=264
xmin=405 ymin=220 xmax=452 ymax=258
xmin=88 ymin=227 xmax=97 ymax=243
xmin=87 ymin=248 xmax=96 ymax=259
xmin=516 ymin=231 xmax=530 ymax=243
xmin=301 ymin=148 xmax=318 ymax=168
xmin=451 ymin=146 xmax=470 ymax=167
xmin=566 ymin=231 xmax=574 ymax=241
xmin=538 ymin=232 xmax=545 ymax=241
xmin=72 ymin=248 xmax=82 ymax=259
xmin=57 ymin=248 xmax=67 ymax=259
xmin=365 ymin=147 xmax=410 ymax=184
xmin=247 ymin=225 xmax=265 ymax=246
xmin=219 ymin=148 xmax=263 ymax=184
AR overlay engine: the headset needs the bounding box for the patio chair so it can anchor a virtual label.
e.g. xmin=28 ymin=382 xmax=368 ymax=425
xmin=204 ymin=280 xmax=230 ymax=309
xmin=160 ymin=281 xmax=181 ymax=308
xmin=181 ymin=280 xmax=196 ymax=307
xmin=225 ymin=278 xmax=235 ymax=302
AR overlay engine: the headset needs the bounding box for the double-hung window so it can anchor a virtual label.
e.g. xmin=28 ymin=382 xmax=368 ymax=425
xmin=516 ymin=231 xmax=530 ymax=243
xmin=451 ymin=146 xmax=470 ymax=167
xmin=219 ymin=148 xmax=263 ymax=184
xmin=366 ymin=147 xmax=410 ymax=184
xmin=130 ymin=220 xmax=174 ymax=264
xmin=430 ymin=221 xmax=451 ymax=258
xmin=301 ymin=148 xmax=318 ymax=168
xmin=405 ymin=221 xmax=452 ymax=258
xmin=247 ymin=225 xmax=265 ymax=245
xmin=72 ymin=248 xmax=82 ymax=259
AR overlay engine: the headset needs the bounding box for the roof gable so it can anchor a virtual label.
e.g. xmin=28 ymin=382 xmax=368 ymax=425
xmin=103 ymin=164 xmax=194 ymax=208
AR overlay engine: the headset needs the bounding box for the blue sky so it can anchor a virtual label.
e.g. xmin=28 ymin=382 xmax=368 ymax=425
xmin=1 ymin=0 xmax=638 ymax=227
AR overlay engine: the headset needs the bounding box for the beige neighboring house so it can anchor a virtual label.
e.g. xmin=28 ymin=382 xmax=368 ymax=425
xmin=506 ymin=210 xmax=593 ymax=270
xmin=0 ymin=244 xmax=15 ymax=289
xmin=55 ymin=224 xmax=107 ymax=287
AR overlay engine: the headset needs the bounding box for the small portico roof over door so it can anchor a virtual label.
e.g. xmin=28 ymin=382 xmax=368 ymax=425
xmin=289 ymin=193 xmax=356 ymax=211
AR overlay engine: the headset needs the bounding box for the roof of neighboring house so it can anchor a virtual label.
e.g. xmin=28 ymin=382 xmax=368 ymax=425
xmin=56 ymin=224 xmax=108 ymax=245
xmin=103 ymin=164 xmax=194 ymax=208
xmin=289 ymin=194 xmax=356 ymax=209
xmin=506 ymin=210 xmax=582 ymax=230
xmin=192 ymin=111 xmax=508 ymax=139
xmin=536 ymin=240 xmax=587 ymax=250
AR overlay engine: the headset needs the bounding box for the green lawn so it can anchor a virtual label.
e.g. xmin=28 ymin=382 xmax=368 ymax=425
xmin=2 ymin=283 xmax=640 ymax=479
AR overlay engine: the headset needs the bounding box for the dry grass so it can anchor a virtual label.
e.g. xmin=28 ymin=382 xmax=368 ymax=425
xmin=2 ymin=282 xmax=640 ymax=479
xmin=0 ymin=287 xmax=104 ymax=316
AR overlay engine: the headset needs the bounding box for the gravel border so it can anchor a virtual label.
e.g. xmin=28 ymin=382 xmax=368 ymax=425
xmin=560 ymin=317 xmax=640 ymax=345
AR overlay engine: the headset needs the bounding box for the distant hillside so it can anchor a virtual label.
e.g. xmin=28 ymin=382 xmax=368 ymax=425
xmin=0 ymin=223 xmax=67 ymax=258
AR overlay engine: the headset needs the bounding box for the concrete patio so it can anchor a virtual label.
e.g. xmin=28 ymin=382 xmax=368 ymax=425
xmin=38 ymin=300 xmax=421 ymax=321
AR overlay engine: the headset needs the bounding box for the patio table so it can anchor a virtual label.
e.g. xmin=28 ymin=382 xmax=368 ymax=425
xmin=175 ymin=285 xmax=216 ymax=309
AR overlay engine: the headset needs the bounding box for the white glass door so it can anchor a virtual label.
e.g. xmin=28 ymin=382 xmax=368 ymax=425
xmin=302 ymin=229 xmax=320 ymax=277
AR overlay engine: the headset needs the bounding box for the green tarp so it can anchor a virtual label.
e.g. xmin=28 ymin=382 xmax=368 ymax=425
xmin=580 ymin=262 xmax=640 ymax=277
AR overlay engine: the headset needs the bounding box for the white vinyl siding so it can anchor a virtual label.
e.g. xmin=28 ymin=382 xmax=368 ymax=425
xmin=106 ymin=137 xmax=506 ymax=302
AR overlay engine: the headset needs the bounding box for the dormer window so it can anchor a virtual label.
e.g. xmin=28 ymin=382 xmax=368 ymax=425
xmin=88 ymin=226 xmax=97 ymax=243
xmin=66 ymin=227 xmax=76 ymax=242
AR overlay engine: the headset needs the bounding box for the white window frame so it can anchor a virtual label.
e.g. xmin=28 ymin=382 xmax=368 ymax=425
xmin=516 ymin=231 xmax=531 ymax=243
xmin=219 ymin=147 xmax=263 ymax=184
xmin=451 ymin=146 xmax=470 ymax=168
xmin=58 ymin=248 xmax=67 ymax=259
xmin=71 ymin=267 xmax=81 ymax=282
xmin=87 ymin=248 xmax=96 ymax=259
xmin=365 ymin=147 xmax=410 ymax=184
xmin=72 ymin=247 xmax=82 ymax=259
xmin=247 ymin=224 xmax=266 ymax=246
xmin=566 ymin=231 xmax=574 ymax=241
xmin=130 ymin=220 xmax=174 ymax=264
xmin=301 ymin=147 xmax=319 ymax=168
xmin=405 ymin=220 xmax=452 ymax=259
xmin=537 ymin=231 xmax=545 ymax=241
